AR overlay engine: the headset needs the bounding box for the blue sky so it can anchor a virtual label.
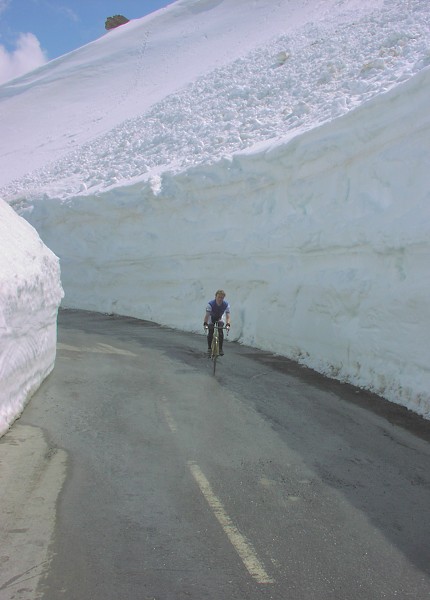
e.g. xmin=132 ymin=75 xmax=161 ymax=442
xmin=0 ymin=0 xmax=174 ymax=83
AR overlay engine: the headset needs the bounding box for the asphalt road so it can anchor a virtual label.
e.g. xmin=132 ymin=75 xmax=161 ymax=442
xmin=1 ymin=309 xmax=430 ymax=600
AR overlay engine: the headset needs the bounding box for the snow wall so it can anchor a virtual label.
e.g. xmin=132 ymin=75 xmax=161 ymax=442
xmin=0 ymin=200 xmax=64 ymax=436
xmin=23 ymin=67 xmax=430 ymax=419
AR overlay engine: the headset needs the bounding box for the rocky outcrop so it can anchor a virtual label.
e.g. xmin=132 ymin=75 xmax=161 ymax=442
xmin=105 ymin=15 xmax=130 ymax=31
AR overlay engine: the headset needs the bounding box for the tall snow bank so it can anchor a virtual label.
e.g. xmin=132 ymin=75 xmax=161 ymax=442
xmin=18 ymin=67 xmax=430 ymax=419
xmin=0 ymin=199 xmax=64 ymax=436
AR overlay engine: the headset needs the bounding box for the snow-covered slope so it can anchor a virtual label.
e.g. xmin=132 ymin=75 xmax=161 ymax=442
xmin=1 ymin=0 xmax=361 ymax=188
xmin=1 ymin=0 xmax=430 ymax=421
xmin=3 ymin=0 xmax=430 ymax=199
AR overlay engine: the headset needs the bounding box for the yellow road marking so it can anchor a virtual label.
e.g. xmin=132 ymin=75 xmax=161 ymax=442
xmin=160 ymin=397 xmax=177 ymax=432
xmin=188 ymin=461 xmax=275 ymax=584
xmin=57 ymin=342 xmax=136 ymax=356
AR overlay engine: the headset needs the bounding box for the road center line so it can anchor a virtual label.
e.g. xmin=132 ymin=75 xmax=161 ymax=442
xmin=160 ymin=397 xmax=177 ymax=433
xmin=188 ymin=461 xmax=275 ymax=584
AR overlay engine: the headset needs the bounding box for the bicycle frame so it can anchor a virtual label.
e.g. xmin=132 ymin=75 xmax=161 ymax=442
xmin=207 ymin=323 xmax=228 ymax=375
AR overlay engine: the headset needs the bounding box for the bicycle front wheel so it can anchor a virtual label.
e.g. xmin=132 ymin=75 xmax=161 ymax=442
xmin=211 ymin=338 xmax=219 ymax=375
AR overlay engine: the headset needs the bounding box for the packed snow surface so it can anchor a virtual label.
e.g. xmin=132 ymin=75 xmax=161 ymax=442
xmin=0 ymin=0 xmax=429 ymax=429
xmin=0 ymin=200 xmax=63 ymax=436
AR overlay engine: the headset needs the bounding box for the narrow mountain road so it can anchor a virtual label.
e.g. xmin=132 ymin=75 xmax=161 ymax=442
xmin=1 ymin=309 xmax=430 ymax=600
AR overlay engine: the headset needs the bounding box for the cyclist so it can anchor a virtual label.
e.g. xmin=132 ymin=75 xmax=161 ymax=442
xmin=204 ymin=290 xmax=231 ymax=356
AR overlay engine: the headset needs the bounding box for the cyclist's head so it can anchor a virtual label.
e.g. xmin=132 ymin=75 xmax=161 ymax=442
xmin=215 ymin=289 xmax=226 ymax=299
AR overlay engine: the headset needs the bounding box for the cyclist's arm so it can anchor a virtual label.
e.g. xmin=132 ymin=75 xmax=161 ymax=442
xmin=204 ymin=304 xmax=212 ymax=326
xmin=224 ymin=304 xmax=231 ymax=327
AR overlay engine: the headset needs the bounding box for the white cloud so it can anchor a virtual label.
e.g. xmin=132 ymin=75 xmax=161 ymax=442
xmin=57 ymin=6 xmax=79 ymax=23
xmin=0 ymin=0 xmax=10 ymax=16
xmin=0 ymin=32 xmax=47 ymax=84
xmin=41 ymin=1 xmax=79 ymax=23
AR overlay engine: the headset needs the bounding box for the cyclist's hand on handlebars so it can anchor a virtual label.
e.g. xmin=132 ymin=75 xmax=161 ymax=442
xmin=203 ymin=322 xmax=209 ymax=330
xmin=225 ymin=323 xmax=231 ymax=331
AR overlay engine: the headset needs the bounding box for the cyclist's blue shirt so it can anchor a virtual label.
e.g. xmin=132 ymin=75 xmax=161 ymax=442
xmin=206 ymin=299 xmax=230 ymax=323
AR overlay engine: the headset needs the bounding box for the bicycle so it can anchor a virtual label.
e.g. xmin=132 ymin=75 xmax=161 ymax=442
xmin=205 ymin=322 xmax=229 ymax=375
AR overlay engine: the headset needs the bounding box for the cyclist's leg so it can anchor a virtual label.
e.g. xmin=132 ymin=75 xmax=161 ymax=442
xmin=207 ymin=324 xmax=214 ymax=349
xmin=207 ymin=324 xmax=215 ymax=356
xmin=218 ymin=324 xmax=224 ymax=354
xmin=212 ymin=333 xmax=219 ymax=356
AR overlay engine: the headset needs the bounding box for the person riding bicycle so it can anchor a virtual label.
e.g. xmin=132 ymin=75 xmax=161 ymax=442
xmin=203 ymin=290 xmax=231 ymax=356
